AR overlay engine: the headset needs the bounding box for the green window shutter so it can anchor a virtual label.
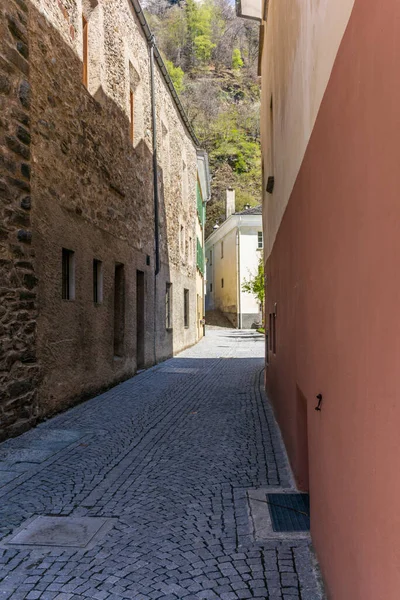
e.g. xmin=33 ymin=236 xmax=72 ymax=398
xmin=196 ymin=237 xmax=204 ymax=275
xmin=197 ymin=183 xmax=204 ymax=225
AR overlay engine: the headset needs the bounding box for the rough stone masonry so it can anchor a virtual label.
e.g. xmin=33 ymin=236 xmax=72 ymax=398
xmin=0 ymin=0 xmax=39 ymax=441
xmin=0 ymin=0 xmax=203 ymax=440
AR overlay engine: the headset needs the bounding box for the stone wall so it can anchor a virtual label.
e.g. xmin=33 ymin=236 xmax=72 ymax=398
xmin=0 ymin=0 xmax=40 ymax=441
xmin=0 ymin=0 xmax=201 ymax=438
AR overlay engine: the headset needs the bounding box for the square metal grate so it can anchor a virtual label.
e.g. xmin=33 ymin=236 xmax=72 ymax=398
xmin=267 ymin=493 xmax=310 ymax=532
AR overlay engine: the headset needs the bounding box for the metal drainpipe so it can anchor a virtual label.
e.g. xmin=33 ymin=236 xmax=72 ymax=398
xmin=202 ymin=202 xmax=206 ymax=336
xmin=150 ymin=39 xmax=160 ymax=366
xmin=150 ymin=40 xmax=160 ymax=277
xmin=237 ymin=218 xmax=242 ymax=329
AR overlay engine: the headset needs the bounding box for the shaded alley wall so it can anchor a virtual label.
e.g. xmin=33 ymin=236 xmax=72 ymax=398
xmin=0 ymin=0 xmax=200 ymax=439
xmin=262 ymin=0 xmax=400 ymax=598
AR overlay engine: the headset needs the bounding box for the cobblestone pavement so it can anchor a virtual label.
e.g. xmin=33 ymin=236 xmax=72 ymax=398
xmin=0 ymin=329 xmax=323 ymax=600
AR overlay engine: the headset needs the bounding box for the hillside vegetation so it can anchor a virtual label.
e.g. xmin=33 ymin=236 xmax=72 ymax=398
xmin=144 ymin=0 xmax=261 ymax=237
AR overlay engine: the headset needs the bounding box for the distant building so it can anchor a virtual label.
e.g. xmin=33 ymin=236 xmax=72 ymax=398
xmin=0 ymin=0 xmax=209 ymax=440
xmin=205 ymin=193 xmax=262 ymax=329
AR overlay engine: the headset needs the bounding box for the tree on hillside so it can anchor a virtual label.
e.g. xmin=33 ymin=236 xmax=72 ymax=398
xmin=165 ymin=59 xmax=185 ymax=93
xmin=232 ymin=48 xmax=244 ymax=70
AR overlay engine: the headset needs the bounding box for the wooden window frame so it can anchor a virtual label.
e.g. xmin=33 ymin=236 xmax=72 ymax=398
xmin=130 ymin=89 xmax=134 ymax=142
xmin=82 ymin=15 xmax=88 ymax=87
xmin=62 ymin=248 xmax=75 ymax=300
xmin=184 ymin=288 xmax=189 ymax=328
xmin=166 ymin=282 xmax=172 ymax=330
xmin=113 ymin=263 xmax=125 ymax=357
xmin=93 ymin=259 xmax=103 ymax=304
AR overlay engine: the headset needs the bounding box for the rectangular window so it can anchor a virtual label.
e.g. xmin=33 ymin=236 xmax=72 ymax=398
xmin=62 ymin=248 xmax=75 ymax=300
xmin=210 ymin=283 xmax=213 ymax=293
xmin=221 ymin=241 xmax=224 ymax=258
xmin=221 ymin=278 xmax=224 ymax=288
xmin=93 ymin=259 xmax=103 ymax=303
xmin=184 ymin=289 xmax=189 ymax=328
xmin=130 ymin=89 xmax=134 ymax=142
xmin=258 ymin=231 xmax=263 ymax=249
xmin=182 ymin=161 xmax=188 ymax=200
xmin=180 ymin=225 xmax=185 ymax=257
xmin=113 ymin=264 xmax=125 ymax=357
xmin=166 ymin=282 xmax=172 ymax=330
xmin=82 ymin=16 xmax=88 ymax=87
xmin=136 ymin=270 xmax=145 ymax=369
xmin=209 ymin=249 xmax=212 ymax=265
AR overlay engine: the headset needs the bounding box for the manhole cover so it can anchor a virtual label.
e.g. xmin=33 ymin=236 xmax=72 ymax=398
xmin=267 ymin=493 xmax=310 ymax=532
xmin=4 ymin=516 xmax=114 ymax=549
xmin=0 ymin=449 xmax=55 ymax=464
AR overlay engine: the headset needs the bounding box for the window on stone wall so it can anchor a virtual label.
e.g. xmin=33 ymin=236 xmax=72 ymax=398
xmin=129 ymin=89 xmax=134 ymax=142
xmin=93 ymin=259 xmax=103 ymax=303
xmin=180 ymin=225 xmax=186 ymax=259
xmin=182 ymin=159 xmax=188 ymax=201
xmin=184 ymin=289 xmax=189 ymax=328
xmin=129 ymin=62 xmax=143 ymax=146
xmin=82 ymin=1 xmax=102 ymax=98
xmin=113 ymin=264 xmax=125 ymax=357
xmin=221 ymin=241 xmax=224 ymax=259
xmin=209 ymin=249 xmax=213 ymax=265
xmin=221 ymin=278 xmax=224 ymax=288
xmin=258 ymin=231 xmax=263 ymax=249
xmin=62 ymin=249 xmax=75 ymax=300
xmin=210 ymin=283 xmax=213 ymax=293
xmin=82 ymin=15 xmax=88 ymax=87
xmin=166 ymin=283 xmax=172 ymax=330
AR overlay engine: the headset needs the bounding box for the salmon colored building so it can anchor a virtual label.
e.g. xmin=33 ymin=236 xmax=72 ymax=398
xmin=238 ymin=0 xmax=400 ymax=598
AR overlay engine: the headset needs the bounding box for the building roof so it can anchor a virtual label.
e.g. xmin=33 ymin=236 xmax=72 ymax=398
xmin=205 ymin=206 xmax=262 ymax=246
xmin=234 ymin=205 xmax=262 ymax=216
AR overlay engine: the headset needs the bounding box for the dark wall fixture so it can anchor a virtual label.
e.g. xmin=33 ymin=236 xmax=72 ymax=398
xmin=315 ymin=394 xmax=323 ymax=411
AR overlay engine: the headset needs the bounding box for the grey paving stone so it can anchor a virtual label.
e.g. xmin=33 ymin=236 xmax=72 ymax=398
xmin=0 ymin=330 xmax=323 ymax=600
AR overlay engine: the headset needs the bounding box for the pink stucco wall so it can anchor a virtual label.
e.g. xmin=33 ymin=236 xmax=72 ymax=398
xmin=266 ymin=0 xmax=400 ymax=598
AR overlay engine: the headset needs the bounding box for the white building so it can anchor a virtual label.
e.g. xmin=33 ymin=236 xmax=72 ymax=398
xmin=205 ymin=195 xmax=263 ymax=329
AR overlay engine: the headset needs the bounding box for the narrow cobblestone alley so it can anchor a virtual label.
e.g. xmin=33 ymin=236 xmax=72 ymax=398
xmin=0 ymin=330 xmax=322 ymax=600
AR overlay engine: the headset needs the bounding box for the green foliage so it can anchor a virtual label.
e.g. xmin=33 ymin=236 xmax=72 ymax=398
xmin=144 ymin=0 xmax=261 ymax=236
xmin=242 ymin=256 xmax=265 ymax=308
xmin=207 ymin=109 xmax=260 ymax=176
xmin=194 ymin=34 xmax=216 ymax=63
xmin=232 ymin=48 xmax=244 ymax=69
xmin=165 ymin=59 xmax=185 ymax=93
xmin=186 ymin=0 xmax=216 ymax=65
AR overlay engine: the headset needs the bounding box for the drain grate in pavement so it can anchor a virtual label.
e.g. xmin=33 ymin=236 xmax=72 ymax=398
xmin=267 ymin=493 xmax=310 ymax=532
